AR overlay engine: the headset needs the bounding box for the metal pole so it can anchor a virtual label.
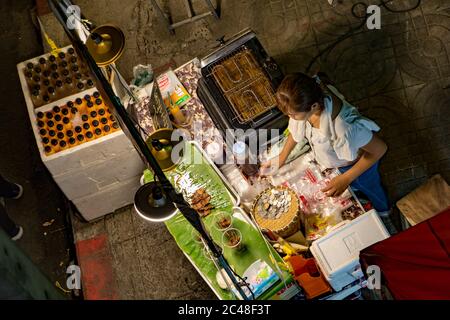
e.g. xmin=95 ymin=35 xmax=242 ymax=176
xmin=48 ymin=0 xmax=249 ymax=300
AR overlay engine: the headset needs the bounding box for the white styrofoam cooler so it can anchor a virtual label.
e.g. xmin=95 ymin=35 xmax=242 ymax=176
xmin=17 ymin=46 xmax=145 ymax=221
xmin=310 ymin=210 xmax=390 ymax=291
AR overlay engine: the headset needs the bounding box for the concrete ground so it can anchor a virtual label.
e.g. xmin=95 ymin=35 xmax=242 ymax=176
xmin=0 ymin=0 xmax=76 ymax=299
xmin=2 ymin=0 xmax=450 ymax=299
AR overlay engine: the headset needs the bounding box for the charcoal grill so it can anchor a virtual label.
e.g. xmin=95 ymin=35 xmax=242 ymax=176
xmin=197 ymin=29 xmax=288 ymax=152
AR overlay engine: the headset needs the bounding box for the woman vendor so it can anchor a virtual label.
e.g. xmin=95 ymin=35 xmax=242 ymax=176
xmin=261 ymin=72 xmax=391 ymax=217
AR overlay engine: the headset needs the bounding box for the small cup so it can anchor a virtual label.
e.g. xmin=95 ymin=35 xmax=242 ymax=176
xmin=222 ymin=228 xmax=244 ymax=251
xmin=202 ymin=245 xmax=222 ymax=261
xmin=191 ymin=228 xmax=204 ymax=245
xmin=213 ymin=211 xmax=233 ymax=232
xmin=202 ymin=246 xmax=214 ymax=261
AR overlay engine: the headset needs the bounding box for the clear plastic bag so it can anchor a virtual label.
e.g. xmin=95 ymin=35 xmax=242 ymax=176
xmin=290 ymin=171 xmax=345 ymax=241
xmin=131 ymin=64 xmax=153 ymax=88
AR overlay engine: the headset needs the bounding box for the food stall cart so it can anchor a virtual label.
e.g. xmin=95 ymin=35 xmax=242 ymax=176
xmin=129 ymin=48 xmax=390 ymax=300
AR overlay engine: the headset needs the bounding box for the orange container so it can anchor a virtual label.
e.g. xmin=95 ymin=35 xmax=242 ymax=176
xmin=292 ymin=257 xmax=332 ymax=299
xmin=287 ymin=255 xmax=309 ymax=277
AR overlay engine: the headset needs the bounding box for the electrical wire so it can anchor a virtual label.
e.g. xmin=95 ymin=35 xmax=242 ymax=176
xmin=305 ymin=0 xmax=422 ymax=74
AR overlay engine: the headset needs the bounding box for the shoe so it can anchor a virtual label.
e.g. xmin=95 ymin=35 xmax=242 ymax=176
xmin=11 ymin=226 xmax=23 ymax=241
xmin=11 ymin=183 xmax=23 ymax=200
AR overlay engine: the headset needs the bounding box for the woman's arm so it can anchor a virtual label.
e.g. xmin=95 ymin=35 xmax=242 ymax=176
xmin=322 ymin=134 xmax=388 ymax=197
xmin=260 ymin=133 xmax=297 ymax=173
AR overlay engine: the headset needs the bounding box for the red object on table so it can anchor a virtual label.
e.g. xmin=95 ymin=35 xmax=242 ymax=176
xmin=360 ymin=207 xmax=450 ymax=300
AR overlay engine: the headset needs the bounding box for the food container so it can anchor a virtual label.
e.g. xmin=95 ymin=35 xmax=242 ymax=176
xmin=222 ymin=228 xmax=245 ymax=251
xmin=213 ymin=211 xmax=234 ymax=232
xmin=310 ymin=210 xmax=390 ymax=291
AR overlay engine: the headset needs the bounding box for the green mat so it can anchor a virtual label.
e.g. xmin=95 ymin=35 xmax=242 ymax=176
xmin=144 ymin=142 xmax=293 ymax=300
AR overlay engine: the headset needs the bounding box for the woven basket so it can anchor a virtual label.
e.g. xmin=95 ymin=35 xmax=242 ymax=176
xmin=252 ymin=186 xmax=301 ymax=238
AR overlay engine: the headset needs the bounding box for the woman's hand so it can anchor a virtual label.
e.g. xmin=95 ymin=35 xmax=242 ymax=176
xmin=321 ymin=174 xmax=351 ymax=197
xmin=259 ymin=156 xmax=285 ymax=176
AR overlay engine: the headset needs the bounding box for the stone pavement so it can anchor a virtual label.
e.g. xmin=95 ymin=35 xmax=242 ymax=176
xmin=38 ymin=0 xmax=450 ymax=299
xmin=0 ymin=0 xmax=76 ymax=299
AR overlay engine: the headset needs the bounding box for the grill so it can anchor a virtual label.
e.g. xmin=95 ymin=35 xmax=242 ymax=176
xmin=197 ymin=29 xmax=288 ymax=152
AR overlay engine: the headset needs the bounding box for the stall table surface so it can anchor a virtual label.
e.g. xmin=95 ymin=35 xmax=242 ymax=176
xmin=143 ymin=142 xmax=296 ymax=300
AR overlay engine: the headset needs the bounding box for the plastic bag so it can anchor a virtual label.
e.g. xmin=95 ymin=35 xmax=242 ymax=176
xmin=290 ymin=169 xmax=345 ymax=241
xmin=131 ymin=64 xmax=153 ymax=88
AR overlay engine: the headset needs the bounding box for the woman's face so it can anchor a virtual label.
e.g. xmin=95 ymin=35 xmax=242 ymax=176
xmin=286 ymin=102 xmax=321 ymax=121
xmin=287 ymin=110 xmax=310 ymax=121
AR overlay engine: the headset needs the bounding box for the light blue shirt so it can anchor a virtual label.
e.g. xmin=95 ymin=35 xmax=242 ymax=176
xmin=288 ymin=82 xmax=380 ymax=169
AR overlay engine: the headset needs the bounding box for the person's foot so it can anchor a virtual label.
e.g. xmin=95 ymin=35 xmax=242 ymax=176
xmin=11 ymin=226 xmax=23 ymax=241
xmin=11 ymin=183 xmax=23 ymax=200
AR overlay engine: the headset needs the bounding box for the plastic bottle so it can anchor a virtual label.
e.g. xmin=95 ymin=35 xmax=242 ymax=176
xmin=42 ymin=95 xmax=51 ymax=106
xmin=68 ymin=137 xmax=77 ymax=147
xmin=103 ymin=125 xmax=111 ymax=134
xmin=51 ymin=72 xmax=60 ymax=87
xmin=48 ymin=130 xmax=56 ymax=138
xmin=68 ymin=56 xmax=77 ymax=66
xmin=26 ymin=62 xmax=34 ymax=72
xmin=76 ymin=82 xmax=85 ymax=92
xmin=61 ymin=69 xmax=70 ymax=78
xmin=62 ymin=117 xmax=72 ymax=130
xmin=50 ymin=139 xmax=59 ymax=152
xmin=50 ymin=63 xmax=58 ymax=72
xmin=66 ymin=130 xmax=74 ymax=139
xmin=47 ymin=120 xmax=55 ymax=130
xmin=48 ymin=54 xmax=57 ymax=64
xmin=25 ymin=71 xmax=34 ymax=87
xmin=86 ymin=79 xmax=95 ymax=89
xmin=94 ymin=128 xmax=103 ymax=137
xmin=33 ymin=75 xmax=41 ymax=86
xmin=38 ymin=57 xmax=48 ymax=72
xmin=59 ymin=140 xmax=68 ymax=151
xmin=33 ymin=66 xmax=42 ymax=75
xmin=85 ymin=131 xmax=94 ymax=141
xmin=47 ymin=87 xmax=57 ymax=102
xmin=61 ymin=107 xmax=69 ymax=117
xmin=91 ymin=119 xmax=100 ymax=128
xmin=44 ymin=145 xmax=54 ymax=155
xmin=42 ymin=78 xmax=51 ymax=88
xmin=64 ymin=78 xmax=75 ymax=96
xmin=55 ymin=80 xmax=65 ymax=99
xmin=57 ymin=52 xmax=66 ymax=66
xmin=31 ymin=90 xmax=44 ymax=107
xmin=111 ymin=122 xmax=120 ymax=131
xmin=36 ymin=112 xmax=45 ymax=120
